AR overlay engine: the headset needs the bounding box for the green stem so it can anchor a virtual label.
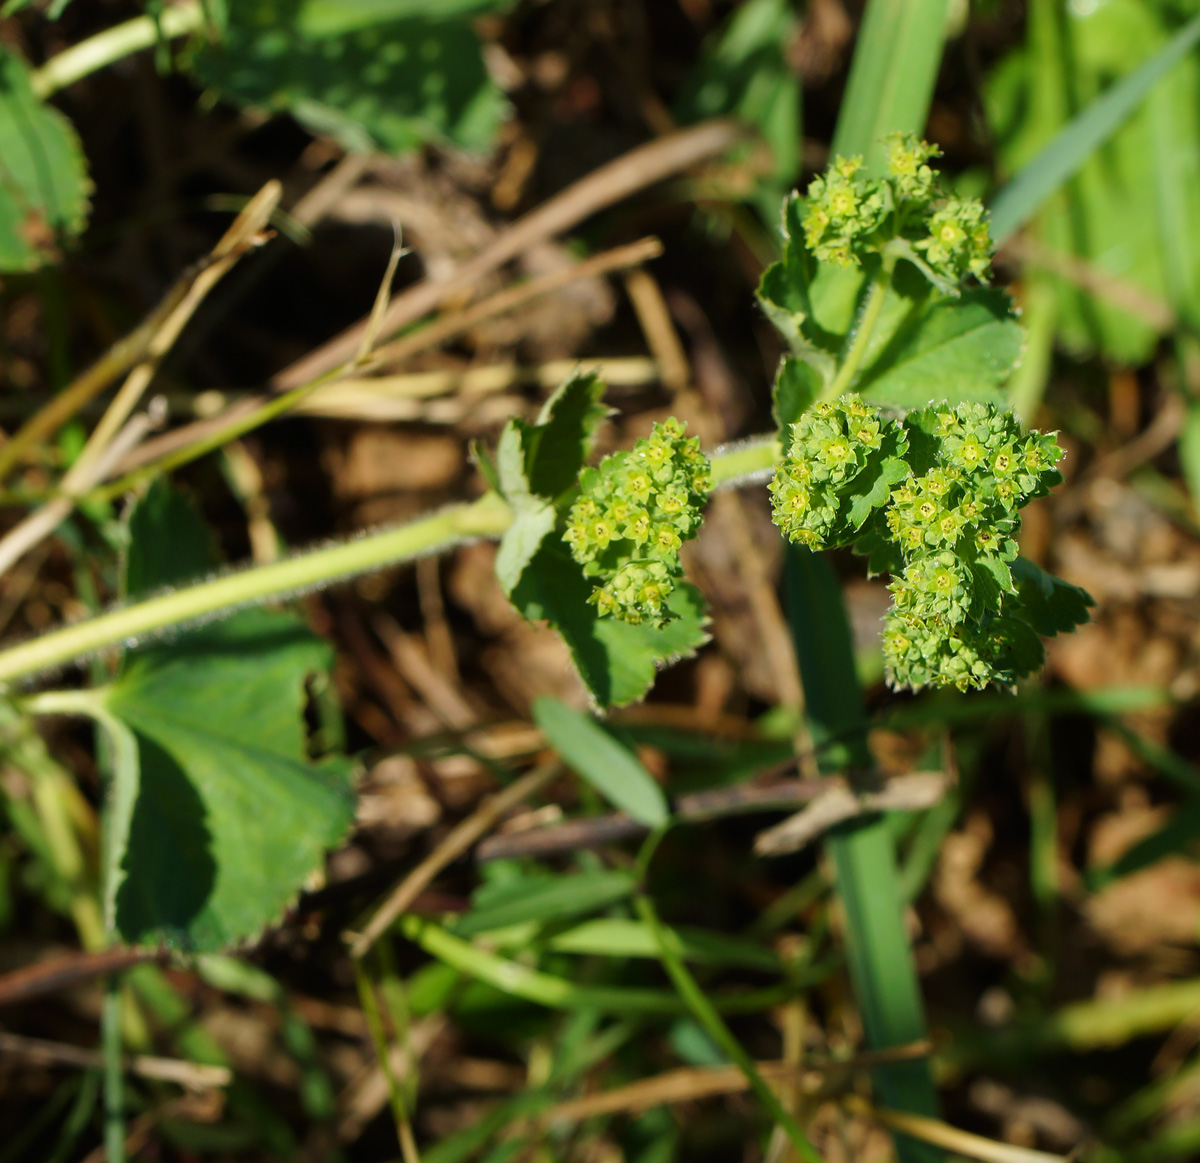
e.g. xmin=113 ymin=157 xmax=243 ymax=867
xmin=30 ymin=2 xmax=206 ymax=99
xmin=784 ymin=546 xmax=940 ymax=1163
xmin=102 ymin=977 xmax=125 ymax=1163
xmin=0 ymin=492 xmax=512 ymax=687
xmin=398 ymin=914 xmax=802 ymax=1015
xmin=353 ymin=960 xmax=420 ymax=1163
xmin=633 ymin=891 xmax=823 ymax=1163
xmin=0 ymin=439 xmax=783 ymax=689
xmin=822 ymin=250 xmax=898 ymax=400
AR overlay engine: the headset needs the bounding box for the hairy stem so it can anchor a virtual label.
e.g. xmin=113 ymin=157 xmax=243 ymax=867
xmin=30 ymin=1 xmax=206 ymax=98
xmin=0 ymin=492 xmax=512 ymax=686
xmin=0 ymin=438 xmax=783 ymax=688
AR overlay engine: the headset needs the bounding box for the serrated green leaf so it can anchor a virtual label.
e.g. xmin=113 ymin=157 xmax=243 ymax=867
xmin=845 ymin=452 xmax=909 ymax=531
xmin=757 ymin=194 xmax=838 ymax=385
xmin=100 ymin=483 xmax=354 ymax=952
xmin=0 ymin=47 xmax=90 ymax=272
xmin=856 ymin=289 xmax=1024 ymax=409
xmin=533 ymin=698 xmax=668 ymax=826
xmin=494 ymin=372 xmax=608 ymax=597
xmin=512 ymin=539 xmax=708 ymax=708
xmin=189 ymin=0 xmax=509 ymax=155
xmin=674 ymin=0 xmax=802 ymax=202
xmin=454 ymin=871 xmax=635 ymax=938
xmin=772 ymin=355 xmax=820 ymax=430
xmin=1012 ymin=556 xmax=1094 ymax=637
xmin=493 ymin=497 xmax=555 ymax=597
xmin=522 ymin=372 xmax=609 ymax=500
xmin=121 ymin=481 xmax=217 ymax=599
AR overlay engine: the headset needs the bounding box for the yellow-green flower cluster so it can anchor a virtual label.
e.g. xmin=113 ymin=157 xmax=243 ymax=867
xmin=801 ymin=156 xmax=889 ymax=267
xmin=769 ymin=396 xmax=894 ymax=548
xmin=916 ymin=198 xmax=992 ymax=283
xmin=885 ymin=132 xmax=941 ymax=202
xmin=882 ymin=404 xmax=1063 ymax=690
xmin=769 ymin=398 xmax=1065 ymax=691
xmin=800 ymin=133 xmax=994 ymax=283
xmin=564 ymin=418 xmax=711 ymax=626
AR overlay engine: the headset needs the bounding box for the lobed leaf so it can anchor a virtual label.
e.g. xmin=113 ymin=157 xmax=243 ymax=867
xmin=856 ymin=288 xmax=1024 ymax=409
xmin=757 ymin=194 xmax=839 ymax=387
xmin=189 ymin=0 xmax=510 ymax=155
xmin=513 ymin=540 xmax=708 ymax=708
xmin=494 ymin=372 xmax=608 ymax=598
xmin=0 ymin=47 xmax=90 ymax=272
xmin=101 ymin=483 xmax=354 ymax=952
xmin=1011 ymin=556 xmax=1094 ymax=638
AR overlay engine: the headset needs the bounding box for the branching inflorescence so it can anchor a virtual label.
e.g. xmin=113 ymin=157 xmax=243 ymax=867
xmin=803 ymin=132 xmax=991 ymax=284
xmin=549 ymin=135 xmax=1085 ymax=696
xmin=771 ymin=396 xmax=1064 ymax=690
xmin=564 ymin=418 xmax=711 ymax=627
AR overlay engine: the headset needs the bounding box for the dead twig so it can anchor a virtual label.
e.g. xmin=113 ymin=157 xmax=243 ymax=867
xmin=0 ymin=1031 xmax=231 ymax=1090
xmin=476 ymin=769 xmax=946 ymax=863
xmin=347 ymin=760 xmax=561 ymax=960
xmin=275 ymin=119 xmax=743 ymax=388
xmin=542 ymin=1043 xmax=931 ymax=1124
xmin=0 ymin=181 xmax=280 ymax=577
xmin=0 ymin=947 xmax=163 ymax=1008
xmin=107 ymin=237 xmax=663 ymax=479
xmin=753 ymin=771 xmax=950 ymax=856
xmin=843 ymin=1094 xmax=1071 ymax=1163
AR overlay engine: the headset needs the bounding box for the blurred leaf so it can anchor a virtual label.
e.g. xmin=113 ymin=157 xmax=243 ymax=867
xmin=830 ymin=0 xmax=949 ymax=172
xmin=454 ymin=871 xmax=636 ymax=937
xmin=989 ymin=2 xmax=1200 ymax=362
xmin=514 ymin=543 xmax=709 ymax=708
xmin=533 ymin=696 xmax=668 ymax=826
xmin=100 ymin=483 xmax=354 ymax=951
xmin=989 ymin=8 xmax=1200 ymax=245
xmin=547 ymin=917 xmax=783 ymax=971
xmin=0 ymin=47 xmax=90 ymax=272
xmin=675 ymin=0 xmax=802 ymax=208
xmin=189 ymin=0 xmax=509 ymax=154
xmin=1011 ymin=556 xmax=1094 ymax=637
xmin=1088 ymin=798 xmax=1200 ymax=890
xmin=856 ymin=288 xmax=1024 ymax=408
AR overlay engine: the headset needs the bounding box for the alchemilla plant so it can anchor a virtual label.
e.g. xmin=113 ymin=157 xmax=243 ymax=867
xmin=772 ymin=396 xmax=1066 ymax=689
xmin=522 ymin=133 xmax=1090 ymax=702
xmin=564 ymin=419 xmax=711 ymax=626
xmin=802 ymin=132 xmax=991 ymax=287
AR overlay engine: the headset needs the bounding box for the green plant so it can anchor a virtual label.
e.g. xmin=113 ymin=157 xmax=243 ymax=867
xmin=1 ymin=135 xmax=1093 ymax=1161
xmin=12 ymin=1 xmax=1175 ymax=1154
xmin=0 ymin=0 xmax=510 ymax=274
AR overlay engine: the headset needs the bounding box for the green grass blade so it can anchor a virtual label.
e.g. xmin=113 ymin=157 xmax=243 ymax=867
xmin=784 ymin=549 xmax=940 ymax=1141
xmin=990 ymin=12 xmax=1200 ymax=245
xmin=830 ymin=0 xmax=950 ymax=170
xmin=633 ymin=892 xmax=823 ymax=1163
xmin=399 ymin=914 xmax=799 ymax=1015
xmin=533 ymin=697 xmax=668 ymax=826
